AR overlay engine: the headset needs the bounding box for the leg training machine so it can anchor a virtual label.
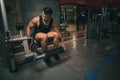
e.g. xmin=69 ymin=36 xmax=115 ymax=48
xmin=6 ymin=23 xmax=64 ymax=72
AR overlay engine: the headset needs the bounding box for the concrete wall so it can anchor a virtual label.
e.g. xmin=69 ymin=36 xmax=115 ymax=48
xmin=20 ymin=0 xmax=60 ymax=30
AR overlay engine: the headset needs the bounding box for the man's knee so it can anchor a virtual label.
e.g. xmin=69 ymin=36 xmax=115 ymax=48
xmin=54 ymin=32 xmax=59 ymax=38
xmin=42 ymin=35 xmax=48 ymax=41
xmin=35 ymin=33 xmax=48 ymax=41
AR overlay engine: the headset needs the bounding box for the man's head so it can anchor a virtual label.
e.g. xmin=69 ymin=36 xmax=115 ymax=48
xmin=41 ymin=7 xmax=52 ymax=22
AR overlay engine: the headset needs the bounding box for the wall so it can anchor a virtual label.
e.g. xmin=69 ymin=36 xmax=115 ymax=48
xmin=20 ymin=0 xmax=60 ymax=30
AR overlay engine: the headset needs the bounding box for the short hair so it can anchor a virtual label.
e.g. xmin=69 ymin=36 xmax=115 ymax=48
xmin=42 ymin=7 xmax=52 ymax=15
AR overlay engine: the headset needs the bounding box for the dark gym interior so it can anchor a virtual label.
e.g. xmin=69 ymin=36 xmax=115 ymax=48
xmin=0 ymin=0 xmax=120 ymax=80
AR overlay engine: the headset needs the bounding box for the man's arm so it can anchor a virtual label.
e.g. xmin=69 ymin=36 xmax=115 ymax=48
xmin=52 ymin=21 xmax=66 ymax=50
xmin=52 ymin=21 xmax=62 ymax=41
xmin=26 ymin=16 xmax=39 ymax=37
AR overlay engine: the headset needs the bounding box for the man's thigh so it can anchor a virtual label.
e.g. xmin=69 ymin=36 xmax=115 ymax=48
xmin=35 ymin=32 xmax=47 ymax=40
xmin=47 ymin=31 xmax=59 ymax=38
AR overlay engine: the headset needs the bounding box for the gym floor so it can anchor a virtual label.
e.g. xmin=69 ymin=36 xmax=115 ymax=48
xmin=0 ymin=31 xmax=120 ymax=80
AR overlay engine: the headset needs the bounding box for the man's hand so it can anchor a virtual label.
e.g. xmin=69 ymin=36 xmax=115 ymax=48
xmin=61 ymin=42 xmax=66 ymax=50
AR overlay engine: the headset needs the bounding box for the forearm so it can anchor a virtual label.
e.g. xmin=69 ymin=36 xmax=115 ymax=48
xmin=58 ymin=32 xmax=64 ymax=43
xmin=52 ymin=22 xmax=64 ymax=43
xmin=26 ymin=27 xmax=31 ymax=37
xmin=58 ymin=32 xmax=66 ymax=50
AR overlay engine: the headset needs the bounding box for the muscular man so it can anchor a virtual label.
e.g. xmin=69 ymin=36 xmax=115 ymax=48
xmin=26 ymin=7 xmax=65 ymax=63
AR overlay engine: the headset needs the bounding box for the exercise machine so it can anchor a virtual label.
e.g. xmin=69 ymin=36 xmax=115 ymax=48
xmin=6 ymin=23 xmax=64 ymax=72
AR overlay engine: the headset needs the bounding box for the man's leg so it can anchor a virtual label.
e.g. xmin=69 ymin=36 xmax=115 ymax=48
xmin=47 ymin=32 xmax=60 ymax=60
xmin=47 ymin=31 xmax=59 ymax=48
xmin=35 ymin=32 xmax=52 ymax=64
xmin=35 ymin=32 xmax=48 ymax=53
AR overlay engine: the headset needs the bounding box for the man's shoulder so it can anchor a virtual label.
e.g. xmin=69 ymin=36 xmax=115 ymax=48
xmin=32 ymin=16 xmax=40 ymax=22
xmin=33 ymin=16 xmax=40 ymax=19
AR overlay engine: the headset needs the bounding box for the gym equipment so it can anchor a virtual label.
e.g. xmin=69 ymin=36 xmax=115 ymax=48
xmin=0 ymin=31 xmax=10 ymax=70
xmin=4 ymin=23 xmax=31 ymax=72
xmin=4 ymin=23 xmax=64 ymax=72
xmin=0 ymin=0 xmax=17 ymax=72
xmin=60 ymin=22 xmax=70 ymax=36
xmin=8 ymin=38 xmax=64 ymax=72
xmin=32 ymin=47 xmax=64 ymax=60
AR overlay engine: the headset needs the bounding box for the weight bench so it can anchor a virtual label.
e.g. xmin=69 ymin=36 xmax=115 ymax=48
xmin=6 ymin=23 xmax=64 ymax=72
xmin=5 ymin=23 xmax=65 ymax=72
